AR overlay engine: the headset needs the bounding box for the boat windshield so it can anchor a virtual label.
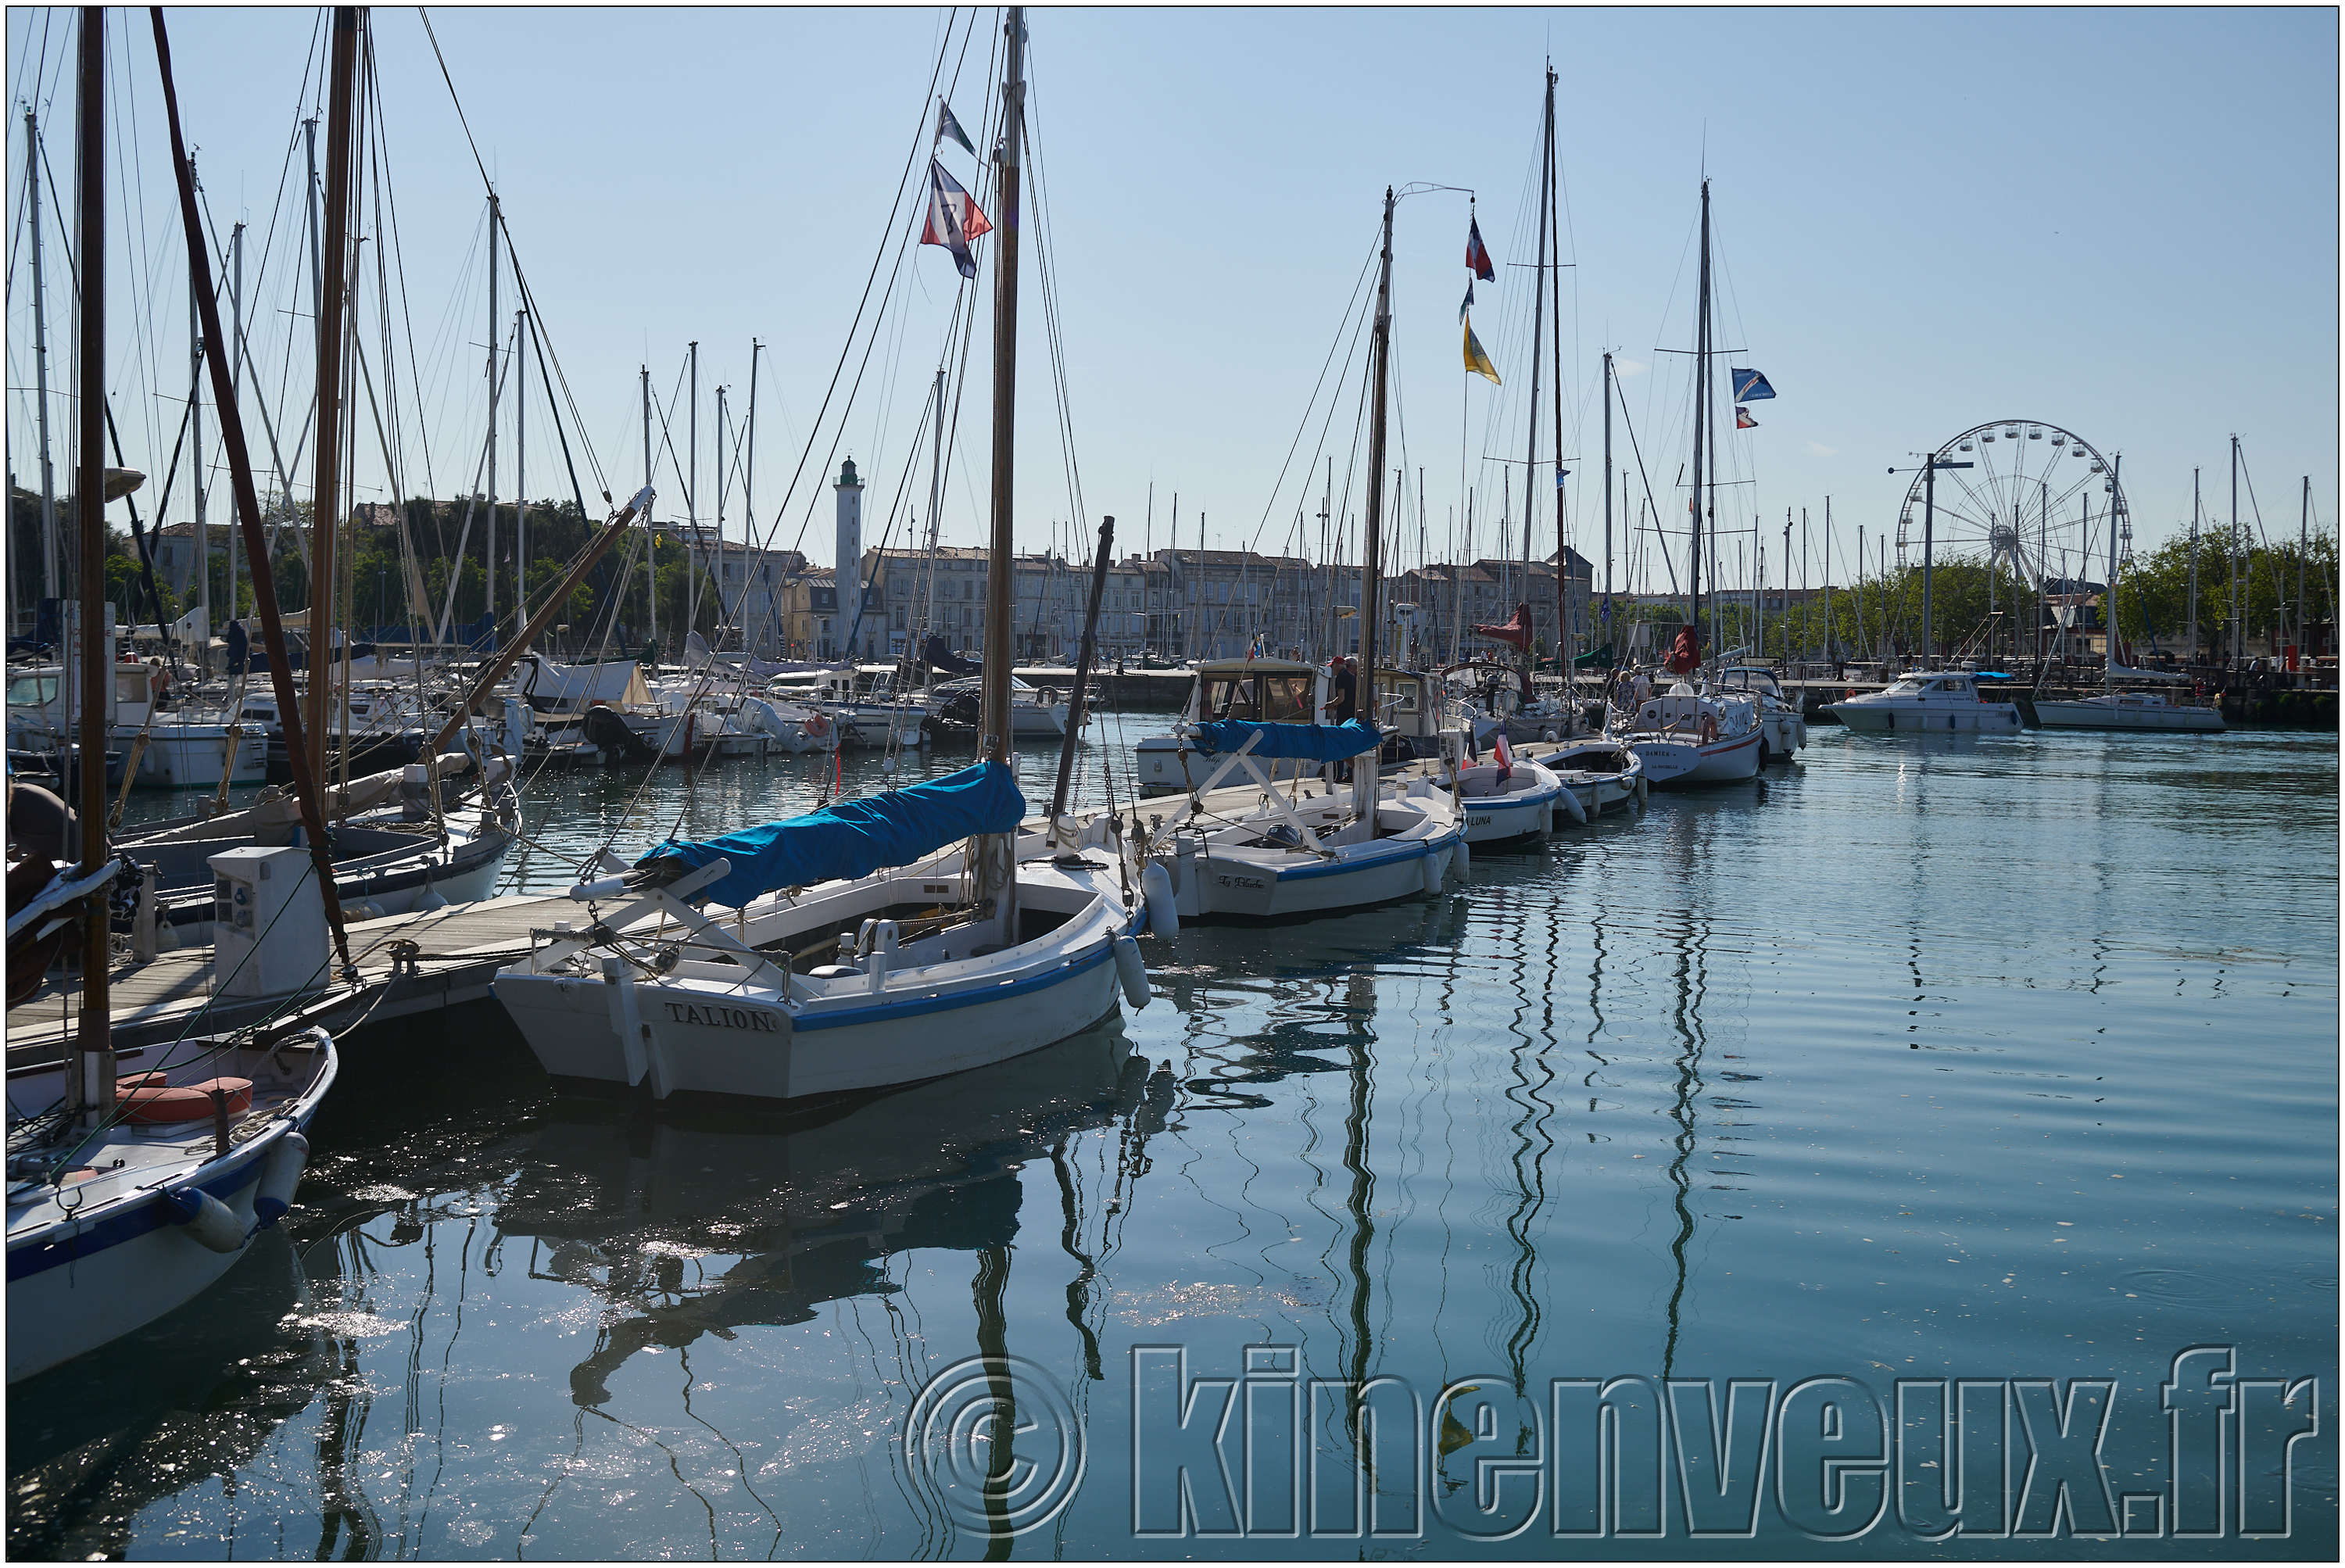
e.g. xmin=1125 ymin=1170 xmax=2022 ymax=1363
xmin=5 ymin=674 xmax=60 ymax=708
xmin=1885 ymin=678 xmax=1929 ymax=695
xmin=1204 ymin=672 xmax=1313 ymax=722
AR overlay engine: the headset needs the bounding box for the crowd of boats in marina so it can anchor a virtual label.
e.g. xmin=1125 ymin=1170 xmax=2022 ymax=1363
xmin=0 ymin=4 xmax=2299 ymax=1402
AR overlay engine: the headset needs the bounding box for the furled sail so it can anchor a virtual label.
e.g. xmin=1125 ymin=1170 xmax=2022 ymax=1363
xmin=634 ymin=759 xmax=1024 ymax=908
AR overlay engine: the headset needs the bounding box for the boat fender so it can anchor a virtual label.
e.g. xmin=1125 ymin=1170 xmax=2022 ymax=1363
xmin=1113 ymin=935 xmax=1151 ymax=1011
xmin=162 ymin=1184 xmax=247 ymax=1254
xmin=1420 ymin=851 xmax=1442 ymax=897
xmin=1452 ymin=838 xmax=1470 ymax=879
xmin=1635 ymin=775 xmax=1649 ymax=804
xmin=1555 ymin=786 xmax=1587 ymax=825
xmin=1140 ymin=861 xmax=1179 ymax=937
xmin=603 ymin=956 xmax=650 ymax=1090
xmin=1541 ymin=728 xmax=1558 ymax=743
xmin=253 ymin=1131 xmax=310 ymax=1228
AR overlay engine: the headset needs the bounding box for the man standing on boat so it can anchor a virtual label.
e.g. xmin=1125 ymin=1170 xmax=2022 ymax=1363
xmin=1330 ymin=655 xmax=1359 ymax=781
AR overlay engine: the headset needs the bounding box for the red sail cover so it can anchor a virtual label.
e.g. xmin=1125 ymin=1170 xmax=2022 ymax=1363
xmin=1666 ymin=626 xmax=1700 ymax=674
xmin=1472 ymin=602 xmax=1534 ymax=650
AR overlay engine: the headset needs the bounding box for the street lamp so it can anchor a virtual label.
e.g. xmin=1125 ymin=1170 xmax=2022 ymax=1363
xmin=1887 ymin=451 xmax=1973 ymax=666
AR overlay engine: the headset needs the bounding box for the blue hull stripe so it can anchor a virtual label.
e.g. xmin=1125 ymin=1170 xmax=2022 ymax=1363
xmin=794 ymin=937 xmax=1115 ymax=1031
xmin=4 ymin=1115 xmax=313 ymax=1283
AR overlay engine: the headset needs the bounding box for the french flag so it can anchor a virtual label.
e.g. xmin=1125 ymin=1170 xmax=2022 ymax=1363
xmin=921 ymin=159 xmax=993 ymax=279
xmin=1493 ymin=729 xmax=1513 ymax=785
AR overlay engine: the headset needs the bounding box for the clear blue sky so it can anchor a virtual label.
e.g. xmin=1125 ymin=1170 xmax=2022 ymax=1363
xmin=9 ymin=6 xmax=2336 ymax=599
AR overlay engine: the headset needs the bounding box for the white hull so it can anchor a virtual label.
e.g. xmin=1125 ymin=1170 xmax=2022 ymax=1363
xmin=1626 ymin=728 xmax=1763 ymax=786
xmin=1831 ymin=702 xmax=2021 ymax=733
xmin=1531 ymin=742 xmax=1645 ymax=819
xmin=1163 ymin=787 xmax=1464 ymax=920
xmin=5 ymin=1032 xmax=337 ymax=1384
xmin=2032 ymin=697 xmax=2225 ymax=732
xmin=493 ymin=837 xmax=1141 ymax=1104
xmin=131 ymin=725 xmax=270 ymax=789
xmin=1451 ymin=760 xmax=1565 ymax=843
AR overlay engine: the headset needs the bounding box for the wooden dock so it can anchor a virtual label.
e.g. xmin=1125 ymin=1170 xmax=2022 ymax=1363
xmin=4 ymin=893 xmax=575 ymax=1070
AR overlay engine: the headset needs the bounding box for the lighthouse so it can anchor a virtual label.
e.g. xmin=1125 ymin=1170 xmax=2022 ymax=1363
xmin=835 ymin=457 xmax=864 ymax=612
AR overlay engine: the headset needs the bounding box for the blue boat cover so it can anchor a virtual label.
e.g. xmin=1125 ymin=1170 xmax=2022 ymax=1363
xmin=1184 ymin=718 xmax=1381 ymax=762
xmin=635 ymin=759 xmax=1025 ymax=908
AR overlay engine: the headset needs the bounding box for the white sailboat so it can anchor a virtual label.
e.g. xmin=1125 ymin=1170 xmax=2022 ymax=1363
xmin=1142 ymin=187 xmax=1465 ymax=917
xmin=493 ymin=9 xmax=1152 ymax=1104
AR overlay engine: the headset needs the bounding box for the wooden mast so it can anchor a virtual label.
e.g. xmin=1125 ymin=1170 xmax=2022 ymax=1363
xmin=306 ymin=6 xmax=358 ymax=793
xmin=976 ymin=6 xmax=1026 ymax=930
xmin=70 ymin=5 xmax=111 ymax=1120
xmin=1522 ymin=68 xmax=1548 ymax=693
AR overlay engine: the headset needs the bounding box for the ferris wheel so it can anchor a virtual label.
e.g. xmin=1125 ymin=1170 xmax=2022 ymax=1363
xmin=1893 ymin=421 xmax=2129 ymax=591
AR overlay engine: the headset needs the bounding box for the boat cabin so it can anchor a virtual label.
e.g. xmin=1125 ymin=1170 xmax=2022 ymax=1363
xmin=1183 ymin=658 xmax=1325 ymax=724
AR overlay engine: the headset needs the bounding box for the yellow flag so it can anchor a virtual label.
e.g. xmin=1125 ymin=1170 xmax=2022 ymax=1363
xmin=1463 ymin=318 xmax=1502 ymax=385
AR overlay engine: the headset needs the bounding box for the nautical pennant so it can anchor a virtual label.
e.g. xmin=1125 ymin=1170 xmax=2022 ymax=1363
xmin=1459 ymin=280 xmax=1475 ymax=323
xmin=1731 ymin=368 xmax=1776 ymax=401
xmin=1466 ymin=215 xmax=1496 ymax=281
xmin=936 ymin=98 xmax=976 ymax=156
xmin=920 ymin=159 xmax=993 ymax=279
xmin=1463 ymin=317 xmax=1502 ymax=385
xmin=1735 ymin=406 xmax=1758 ymax=429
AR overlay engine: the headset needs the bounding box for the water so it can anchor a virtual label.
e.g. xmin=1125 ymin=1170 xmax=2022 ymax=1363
xmin=18 ymin=726 xmax=2336 ymax=1558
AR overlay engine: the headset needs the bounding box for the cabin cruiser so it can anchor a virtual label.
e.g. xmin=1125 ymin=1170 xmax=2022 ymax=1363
xmin=918 ymin=675 xmax=1072 ymax=743
xmin=770 ymin=668 xmax=929 ymax=750
xmin=1825 ymin=671 xmax=2023 ymax=733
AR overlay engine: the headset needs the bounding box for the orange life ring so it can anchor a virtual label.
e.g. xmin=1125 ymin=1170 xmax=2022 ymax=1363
xmin=803 ymin=710 xmax=832 ymax=741
xmin=1699 ymin=713 xmax=1719 ymax=745
xmin=117 ymin=1076 xmax=253 ymax=1126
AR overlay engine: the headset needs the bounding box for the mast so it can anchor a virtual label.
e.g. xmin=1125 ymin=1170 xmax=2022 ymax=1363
xmin=1688 ymin=180 xmax=1709 ymax=664
xmin=2298 ymin=475 xmax=2311 ymax=667
xmin=2229 ymin=435 xmax=2242 ymax=668
xmin=686 ymin=339 xmax=699 ymax=636
xmin=976 ymin=5 xmax=1026 ymax=928
xmin=924 ymin=366 xmax=944 ymax=652
xmin=642 ymin=365 xmax=656 ymax=656
xmin=1523 ymin=66 xmax=1549 ymax=689
xmin=1050 ymin=516 xmax=1114 ymax=825
xmin=2107 ymin=454 xmax=2121 ymax=691
xmin=485 ymin=192 xmax=499 ymax=630
xmin=1546 ymin=63 xmax=1566 ymax=677
xmin=227 ymin=220 xmax=244 ymax=652
xmin=306 ymin=5 xmax=357 ymax=794
xmin=70 ymin=5 xmax=111 ymax=1119
xmin=1361 ymin=186 xmax=1394 ymax=702
xmin=2188 ymin=468 xmax=2200 ymax=666
xmin=191 ymin=227 xmax=209 ymax=648
xmin=514 ymin=308 xmax=528 ymax=622
xmin=28 ymin=106 xmax=60 ymax=610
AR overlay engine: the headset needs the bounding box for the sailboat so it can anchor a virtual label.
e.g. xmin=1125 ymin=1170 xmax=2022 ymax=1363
xmin=8 ymin=11 xmax=337 ymax=1384
xmin=492 ymin=9 xmax=1151 ymax=1103
xmin=1143 ymin=187 xmax=1466 ymax=917
xmin=1606 ymin=181 xmax=1763 ymax=788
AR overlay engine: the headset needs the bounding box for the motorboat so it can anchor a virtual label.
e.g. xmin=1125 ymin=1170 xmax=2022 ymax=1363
xmin=1608 ymin=678 xmax=1765 ymax=786
xmin=1527 ymin=736 xmax=1646 ymax=821
xmin=1825 ymin=671 xmax=2023 ymax=734
xmin=1448 ymin=742 xmax=1569 ymax=844
xmin=1710 ymin=665 xmax=1808 ymax=761
xmin=771 ymin=668 xmax=929 ymax=750
xmin=492 ymin=760 xmax=1151 ymax=1103
xmin=918 ymin=675 xmax=1070 ymax=742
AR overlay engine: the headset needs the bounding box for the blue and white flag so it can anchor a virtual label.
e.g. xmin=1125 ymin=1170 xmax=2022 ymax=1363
xmin=1731 ymin=368 xmax=1776 ymax=401
xmin=1459 ymin=281 xmax=1475 ymax=323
